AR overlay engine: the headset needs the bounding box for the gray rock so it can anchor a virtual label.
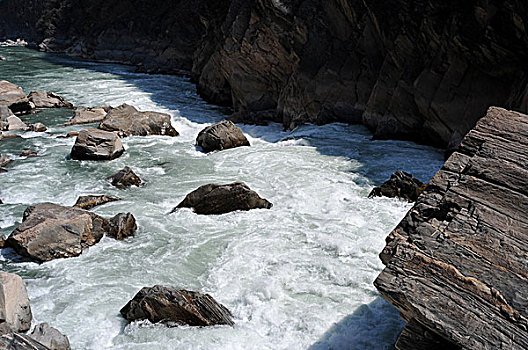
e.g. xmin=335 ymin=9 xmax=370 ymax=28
xmin=5 ymin=116 xmax=28 ymax=131
xmin=73 ymin=195 xmax=121 ymax=210
xmin=196 ymin=120 xmax=250 ymax=152
xmin=27 ymin=92 xmax=73 ymax=109
xmin=104 ymin=213 xmax=137 ymax=240
xmin=29 ymin=323 xmax=70 ymax=350
xmin=368 ymin=171 xmax=426 ymax=202
xmin=65 ymin=107 xmax=108 ymax=126
xmin=120 ymin=286 xmax=234 ymax=327
xmin=98 ymin=104 xmax=178 ymax=137
xmin=0 ymin=333 xmax=48 ymax=350
xmin=0 ymin=106 xmax=14 ymax=130
xmin=28 ymin=123 xmax=46 ymax=133
xmin=174 ymin=181 xmax=272 ymax=215
xmin=0 ymin=272 xmax=32 ymax=335
xmin=375 ymin=107 xmax=528 ymax=349
xmin=107 ymin=167 xmax=142 ymax=188
xmin=0 ymin=81 xmax=31 ymax=114
xmin=70 ymin=129 xmax=124 ymax=161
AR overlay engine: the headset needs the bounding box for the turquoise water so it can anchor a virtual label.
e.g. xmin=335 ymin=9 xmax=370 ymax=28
xmin=0 ymin=47 xmax=444 ymax=349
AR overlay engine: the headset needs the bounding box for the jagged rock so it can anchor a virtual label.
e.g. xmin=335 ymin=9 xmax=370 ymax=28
xmin=120 ymin=286 xmax=234 ymax=327
xmin=196 ymin=120 xmax=250 ymax=152
xmin=98 ymin=104 xmax=178 ymax=137
xmin=5 ymin=116 xmax=28 ymax=131
xmin=174 ymin=181 xmax=272 ymax=215
xmin=107 ymin=167 xmax=142 ymax=188
xmin=374 ymin=107 xmax=528 ymax=349
xmin=65 ymin=107 xmax=107 ymax=126
xmin=27 ymin=91 xmax=73 ymax=109
xmin=19 ymin=149 xmax=37 ymax=157
xmin=0 ymin=271 xmax=32 ymax=334
xmin=368 ymin=171 xmax=426 ymax=202
xmin=70 ymin=128 xmax=124 ymax=161
xmin=29 ymin=123 xmax=46 ymax=132
xmin=5 ymin=203 xmax=135 ymax=262
xmin=73 ymin=195 xmax=121 ymax=210
xmin=0 ymin=81 xmax=31 ymax=114
xmin=0 ymin=154 xmax=11 ymax=168
xmin=0 ymin=333 xmax=49 ymax=350
xmin=29 ymin=323 xmax=70 ymax=350
xmin=104 ymin=213 xmax=137 ymax=240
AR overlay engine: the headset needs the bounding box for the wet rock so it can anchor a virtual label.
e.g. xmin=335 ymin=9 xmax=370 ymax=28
xmin=0 ymin=81 xmax=31 ymax=114
xmin=27 ymin=91 xmax=73 ymax=109
xmin=107 ymin=167 xmax=142 ymax=188
xmin=56 ymin=131 xmax=78 ymax=139
xmin=20 ymin=149 xmax=37 ymax=157
xmin=29 ymin=123 xmax=47 ymax=132
xmin=120 ymin=286 xmax=234 ymax=327
xmin=0 ymin=169 xmax=6 ymax=174
xmin=0 ymin=271 xmax=32 ymax=334
xmin=65 ymin=107 xmax=108 ymax=126
xmin=73 ymin=195 xmax=121 ymax=210
xmin=0 ymin=333 xmax=49 ymax=350
xmin=104 ymin=213 xmax=137 ymax=240
xmin=29 ymin=323 xmax=70 ymax=350
xmin=0 ymin=154 xmax=11 ymax=168
xmin=70 ymin=128 xmax=124 ymax=161
xmin=375 ymin=107 xmax=528 ymax=349
xmin=174 ymin=181 xmax=272 ymax=215
xmin=98 ymin=104 xmax=178 ymax=137
xmin=0 ymin=200 xmax=3 ymax=205
xmin=368 ymin=171 xmax=426 ymax=202
xmin=196 ymin=120 xmax=250 ymax=152
xmin=0 ymin=56 xmax=6 ymax=61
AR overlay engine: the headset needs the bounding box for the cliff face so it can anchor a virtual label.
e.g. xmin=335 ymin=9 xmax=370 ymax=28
xmin=1 ymin=1 xmax=528 ymax=147
xmin=375 ymin=107 xmax=528 ymax=349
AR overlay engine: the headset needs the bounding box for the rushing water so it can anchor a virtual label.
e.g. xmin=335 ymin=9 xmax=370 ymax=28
xmin=0 ymin=47 xmax=444 ymax=350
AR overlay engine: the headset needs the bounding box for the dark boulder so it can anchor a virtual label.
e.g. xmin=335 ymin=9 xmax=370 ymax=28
xmin=0 ymin=81 xmax=31 ymax=114
xmin=70 ymin=128 xmax=124 ymax=161
xmin=174 ymin=181 xmax=272 ymax=215
xmin=0 ymin=333 xmax=49 ymax=350
xmin=65 ymin=107 xmax=108 ymax=126
xmin=120 ymin=286 xmax=234 ymax=327
xmin=0 ymin=271 xmax=32 ymax=335
xmin=73 ymin=195 xmax=121 ymax=210
xmin=368 ymin=171 xmax=426 ymax=202
xmin=27 ymin=91 xmax=73 ymax=109
xmin=104 ymin=213 xmax=137 ymax=240
xmin=107 ymin=167 xmax=142 ymax=188
xmin=29 ymin=323 xmax=70 ymax=350
xmin=196 ymin=120 xmax=250 ymax=152
xmin=98 ymin=104 xmax=178 ymax=137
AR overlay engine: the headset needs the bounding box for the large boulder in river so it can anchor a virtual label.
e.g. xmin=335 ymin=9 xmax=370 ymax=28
xmin=30 ymin=323 xmax=70 ymax=350
xmin=107 ymin=167 xmax=143 ymax=188
xmin=196 ymin=120 xmax=250 ymax=152
xmin=104 ymin=213 xmax=137 ymax=240
xmin=0 ymin=81 xmax=31 ymax=114
xmin=65 ymin=107 xmax=107 ymax=126
xmin=174 ymin=181 xmax=272 ymax=215
xmin=28 ymin=91 xmax=73 ymax=109
xmin=5 ymin=203 xmax=136 ymax=262
xmin=70 ymin=129 xmax=124 ymax=161
xmin=73 ymin=195 xmax=121 ymax=210
xmin=0 ymin=272 xmax=32 ymax=335
xmin=98 ymin=104 xmax=178 ymax=137
xmin=368 ymin=171 xmax=426 ymax=202
xmin=120 ymin=286 xmax=234 ymax=327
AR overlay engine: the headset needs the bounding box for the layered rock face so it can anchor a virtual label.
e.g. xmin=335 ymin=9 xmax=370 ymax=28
xmin=2 ymin=1 xmax=528 ymax=147
xmin=374 ymin=107 xmax=528 ymax=348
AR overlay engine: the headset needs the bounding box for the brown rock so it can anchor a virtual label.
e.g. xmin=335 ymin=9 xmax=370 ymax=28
xmin=73 ymin=195 xmax=121 ymax=210
xmin=28 ymin=91 xmax=73 ymax=109
xmin=0 ymin=81 xmax=31 ymax=114
xmin=70 ymin=128 xmax=124 ymax=161
xmin=368 ymin=171 xmax=426 ymax=202
xmin=107 ymin=167 xmax=142 ymax=188
xmin=0 ymin=271 xmax=32 ymax=334
xmin=98 ymin=104 xmax=178 ymax=137
xmin=20 ymin=149 xmax=37 ymax=157
xmin=57 ymin=131 xmax=79 ymax=139
xmin=65 ymin=107 xmax=107 ymax=126
xmin=174 ymin=181 xmax=272 ymax=215
xmin=196 ymin=120 xmax=250 ymax=152
xmin=104 ymin=213 xmax=137 ymax=240
xmin=0 ymin=154 xmax=11 ymax=168
xmin=374 ymin=107 xmax=528 ymax=349
xmin=120 ymin=286 xmax=234 ymax=327
xmin=29 ymin=123 xmax=47 ymax=132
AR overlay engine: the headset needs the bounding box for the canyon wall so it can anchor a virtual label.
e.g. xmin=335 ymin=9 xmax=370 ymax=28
xmin=1 ymin=0 xmax=527 ymax=147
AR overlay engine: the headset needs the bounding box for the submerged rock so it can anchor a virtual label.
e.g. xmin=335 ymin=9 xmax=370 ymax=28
xmin=73 ymin=195 xmax=121 ymax=210
xmin=0 ymin=271 xmax=32 ymax=335
xmin=28 ymin=91 xmax=73 ymax=109
xmin=174 ymin=181 xmax=272 ymax=215
xmin=0 ymin=81 xmax=31 ymax=114
xmin=107 ymin=167 xmax=142 ymax=188
xmin=20 ymin=149 xmax=38 ymax=157
xmin=120 ymin=286 xmax=234 ymax=327
xmin=0 ymin=333 xmax=49 ymax=350
xmin=104 ymin=213 xmax=137 ymax=240
xmin=65 ymin=107 xmax=108 ymax=126
xmin=0 ymin=154 xmax=11 ymax=168
xmin=5 ymin=203 xmax=137 ymax=262
xmin=0 ymin=56 xmax=6 ymax=61
xmin=70 ymin=128 xmax=124 ymax=161
xmin=30 ymin=323 xmax=70 ymax=350
xmin=98 ymin=104 xmax=178 ymax=137
xmin=368 ymin=171 xmax=426 ymax=202
xmin=196 ymin=120 xmax=250 ymax=152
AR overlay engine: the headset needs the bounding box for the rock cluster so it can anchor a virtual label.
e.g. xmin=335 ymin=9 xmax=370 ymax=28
xmin=196 ymin=120 xmax=250 ymax=152
xmin=375 ymin=107 xmax=528 ymax=349
xmin=368 ymin=171 xmax=426 ymax=202
xmin=70 ymin=128 xmax=124 ymax=161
